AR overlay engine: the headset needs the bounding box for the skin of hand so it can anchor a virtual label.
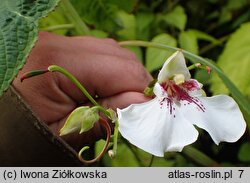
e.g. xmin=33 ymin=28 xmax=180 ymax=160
xmin=13 ymin=32 xmax=152 ymax=150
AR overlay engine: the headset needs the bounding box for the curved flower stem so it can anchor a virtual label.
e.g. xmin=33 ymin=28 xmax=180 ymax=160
xmin=119 ymin=40 xmax=250 ymax=122
xmin=48 ymin=65 xmax=110 ymax=117
xmin=48 ymin=65 xmax=98 ymax=106
xmin=21 ymin=65 xmax=111 ymax=117
xmin=78 ymin=118 xmax=111 ymax=164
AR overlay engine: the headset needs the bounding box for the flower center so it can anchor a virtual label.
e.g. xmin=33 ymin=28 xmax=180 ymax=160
xmin=160 ymin=79 xmax=205 ymax=117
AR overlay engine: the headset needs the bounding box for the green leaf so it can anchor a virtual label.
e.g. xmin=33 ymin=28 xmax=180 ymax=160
xmin=146 ymin=33 xmax=177 ymax=72
xmin=179 ymin=29 xmax=219 ymax=54
xmin=136 ymin=12 xmax=154 ymax=41
xmin=0 ymin=0 xmax=60 ymax=97
xmin=70 ymin=0 xmax=121 ymax=33
xmin=210 ymin=23 xmax=250 ymax=101
xmin=218 ymin=0 xmax=248 ymax=25
xmin=95 ymin=141 xmax=140 ymax=166
xmin=179 ymin=31 xmax=198 ymax=55
xmin=108 ymin=0 xmax=138 ymax=12
xmin=226 ymin=0 xmax=248 ymax=11
xmin=188 ymin=29 xmax=219 ymax=43
xmin=116 ymin=10 xmax=136 ymax=40
xmin=238 ymin=142 xmax=250 ymax=162
xmin=162 ymin=5 xmax=187 ymax=31
xmin=39 ymin=6 xmax=68 ymax=35
xmin=90 ymin=29 xmax=108 ymax=38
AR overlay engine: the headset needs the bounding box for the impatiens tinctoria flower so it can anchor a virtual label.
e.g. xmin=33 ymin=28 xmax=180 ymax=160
xmin=117 ymin=51 xmax=246 ymax=157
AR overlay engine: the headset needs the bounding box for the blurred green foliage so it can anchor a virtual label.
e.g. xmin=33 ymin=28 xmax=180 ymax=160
xmin=38 ymin=0 xmax=250 ymax=167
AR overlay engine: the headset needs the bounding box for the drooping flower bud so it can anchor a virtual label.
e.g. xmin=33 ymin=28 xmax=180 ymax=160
xmin=60 ymin=106 xmax=99 ymax=136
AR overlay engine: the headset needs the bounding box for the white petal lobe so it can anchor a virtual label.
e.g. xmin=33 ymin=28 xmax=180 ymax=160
xmin=117 ymin=98 xmax=198 ymax=157
xmin=182 ymin=95 xmax=246 ymax=144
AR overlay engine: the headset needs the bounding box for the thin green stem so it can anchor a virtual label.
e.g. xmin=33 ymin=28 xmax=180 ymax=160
xmin=182 ymin=146 xmax=219 ymax=166
xmin=111 ymin=119 xmax=119 ymax=156
xmin=91 ymin=106 xmax=111 ymax=118
xmin=41 ymin=24 xmax=74 ymax=32
xmin=60 ymin=0 xmax=90 ymax=35
xmin=188 ymin=63 xmax=201 ymax=70
xmin=48 ymin=65 xmax=99 ymax=106
xmin=200 ymin=35 xmax=230 ymax=54
xmin=148 ymin=155 xmax=155 ymax=167
xmin=119 ymin=40 xmax=250 ymax=119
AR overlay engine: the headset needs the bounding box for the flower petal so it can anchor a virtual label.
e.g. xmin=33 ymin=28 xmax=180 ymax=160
xmin=182 ymin=95 xmax=246 ymax=144
xmin=117 ymin=98 xmax=198 ymax=157
xmin=158 ymin=51 xmax=191 ymax=83
xmin=153 ymin=82 xmax=167 ymax=99
xmin=184 ymin=79 xmax=203 ymax=97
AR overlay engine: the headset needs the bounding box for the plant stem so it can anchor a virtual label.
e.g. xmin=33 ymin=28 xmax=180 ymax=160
xmin=111 ymin=119 xmax=119 ymax=156
xmin=41 ymin=24 xmax=74 ymax=32
xmin=48 ymin=65 xmax=98 ymax=106
xmin=200 ymin=35 xmax=230 ymax=54
xmin=78 ymin=118 xmax=111 ymax=164
xmin=60 ymin=0 xmax=90 ymax=35
xmin=148 ymin=155 xmax=155 ymax=167
xmin=182 ymin=146 xmax=219 ymax=166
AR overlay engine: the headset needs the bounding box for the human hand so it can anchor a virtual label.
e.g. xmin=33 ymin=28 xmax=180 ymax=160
xmin=13 ymin=32 xmax=152 ymax=150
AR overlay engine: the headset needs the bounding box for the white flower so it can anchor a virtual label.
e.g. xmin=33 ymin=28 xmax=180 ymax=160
xmin=117 ymin=51 xmax=246 ymax=157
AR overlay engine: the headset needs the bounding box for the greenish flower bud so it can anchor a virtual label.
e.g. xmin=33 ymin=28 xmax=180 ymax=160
xmin=60 ymin=106 xmax=99 ymax=136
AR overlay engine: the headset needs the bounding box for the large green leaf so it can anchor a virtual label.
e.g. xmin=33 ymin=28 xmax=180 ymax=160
xmin=108 ymin=0 xmax=138 ymax=13
xmin=179 ymin=29 xmax=219 ymax=55
xmin=70 ymin=0 xmax=121 ymax=33
xmin=95 ymin=140 xmax=140 ymax=166
xmin=210 ymin=23 xmax=250 ymax=101
xmin=116 ymin=10 xmax=136 ymax=40
xmin=0 ymin=0 xmax=60 ymax=97
xmin=136 ymin=12 xmax=154 ymax=41
xmin=39 ymin=5 xmax=68 ymax=35
xmin=146 ymin=33 xmax=177 ymax=72
xmin=162 ymin=5 xmax=187 ymax=31
xmin=238 ymin=142 xmax=250 ymax=162
xmin=179 ymin=31 xmax=198 ymax=55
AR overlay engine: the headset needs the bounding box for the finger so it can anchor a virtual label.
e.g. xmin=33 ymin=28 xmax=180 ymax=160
xmin=40 ymin=32 xmax=137 ymax=61
xmin=56 ymin=52 xmax=152 ymax=102
xmin=72 ymin=36 xmax=137 ymax=60
xmin=99 ymin=91 xmax=150 ymax=110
